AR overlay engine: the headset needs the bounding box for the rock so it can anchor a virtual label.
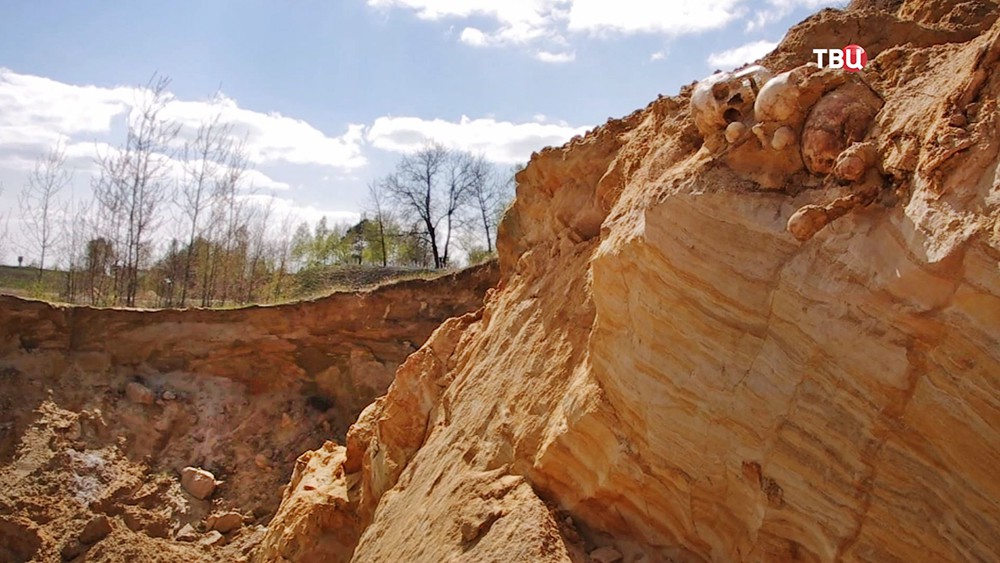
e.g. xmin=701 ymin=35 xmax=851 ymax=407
xmin=145 ymin=519 xmax=171 ymax=539
xmin=254 ymin=446 xmax=359 ymax=562
xmin=254 ymin=453 xmax=270 ymax=469
xmin=66 ymin=420 xmax=82 ymax=441
xmin=60 ymin=540 xmax=87 ymax=560
xmin=78 ymin=515 xmax=112 ymax=545
xmin=124 ymin=381 xmax=155 ymax=405
xmin=175 ymin=523 xmax=199 ymax=542
xmin=162 ymin=390 xmax=177 ymax=401
xmin=209 ymin=511 xmax=243 ymax=534
xmin=153 ymin=415 xmax=172 ymax=432
xmin=180 ymin=466 xmax=218 ymax=500
xmin=122 ymin=509 xmax=142 ymax=532
xmin=590 ymin=546 xmax=624 ymax=563
xmin=199 ymin=530 xmax=226 ymax=547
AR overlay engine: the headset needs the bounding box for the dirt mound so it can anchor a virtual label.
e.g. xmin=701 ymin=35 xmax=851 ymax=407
xmin=257 ymin=1 xmax=1000 ymax=562
xmin=0 ymin=264 xmax=495 ymax=561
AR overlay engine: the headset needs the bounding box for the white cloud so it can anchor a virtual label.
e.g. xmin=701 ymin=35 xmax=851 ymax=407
xmin=242 ymin=169 xmax=291 ymax=191
xmin=567 ymin=0 xmax=741 ymax=35
xmin=460 ymin=27 xmax=490 ymax=47
xmin=241 ymin=193 xmax=361 ymax=231
xmin=369 ymin=0 xmax=748 ymax=60
xmin=707 ymin=39 xmax=778 ymax=69
xmin=0 ymin=70 xmax=133 ymax=137
xmin=369 ymin=0 xmax=558 ymax=44
xmin=650 ymin=50 xmax=668 ymax=61
xmin=366 ymin=115 xmax=588 ymax=164
xmin=0 ymin=68 xmax=367 ymax=172
xmin=160 ymin=97 xmax=367 ymax=170
xmin=535 ymin=50 xmax=576 ymax=63
xmin=746 ymin=0 xmax=842 ymax=31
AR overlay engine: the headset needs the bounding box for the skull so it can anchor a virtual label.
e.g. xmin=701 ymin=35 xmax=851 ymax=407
xmin=801 ymin=82 xmax=882 ymax=175
xmin=752 ymin=63 xmax=851 ymax=153
xmin=753 ymin=65 xmax=822 ymax=125
xmin=691 ymin=65 xmax=773 ymax=145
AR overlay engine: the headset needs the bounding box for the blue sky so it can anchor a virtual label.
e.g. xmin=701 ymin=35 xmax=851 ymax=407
xmin=0 ymin=0 xmax=838 ymax=265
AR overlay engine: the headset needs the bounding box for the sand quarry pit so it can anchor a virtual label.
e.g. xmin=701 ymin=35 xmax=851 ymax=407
xmin=0 ymin=265 xmax=496 ymax=562
xmin=4 ymin=0 xmax=1000 ymax=560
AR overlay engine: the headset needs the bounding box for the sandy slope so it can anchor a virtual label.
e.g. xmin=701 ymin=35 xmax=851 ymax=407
xmin=258 ymin=1 xmax=1000 ymax=561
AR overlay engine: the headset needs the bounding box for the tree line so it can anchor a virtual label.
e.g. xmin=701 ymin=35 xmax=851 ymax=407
xmin=3 ymin=76 xmax=516 ymax=308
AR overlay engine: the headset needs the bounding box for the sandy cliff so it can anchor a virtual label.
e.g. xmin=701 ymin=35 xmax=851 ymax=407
xmin=258 ymin=1 xmax=1000 ymax=561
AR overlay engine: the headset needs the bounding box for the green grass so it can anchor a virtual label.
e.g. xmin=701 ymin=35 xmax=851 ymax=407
xmin=265 ymin=265 xmax=449 ymax=305
xmin=0 ymin=263 xmax=453 ymax=308
xmin=0 ymin=264 xmax=67 ymax=300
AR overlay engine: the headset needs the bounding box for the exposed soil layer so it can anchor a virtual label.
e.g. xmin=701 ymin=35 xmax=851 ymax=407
xmin=0 ymin=264 xmax=496 ymax=562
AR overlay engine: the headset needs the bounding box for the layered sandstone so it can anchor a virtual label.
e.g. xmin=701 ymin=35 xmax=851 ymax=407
xmin=259 ymin=1 xmax=1000 ymax=561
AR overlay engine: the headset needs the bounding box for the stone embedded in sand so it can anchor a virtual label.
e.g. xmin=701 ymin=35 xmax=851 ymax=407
xmin=79 ymin=514 xmax=112 ymax=545
xmin=162 ymin=390 xmax=177 ymax=401
xmin=590 ymin=546 xmax=624 ymax=563
xmin=199 ymin=530 xmax=227 ymax=547
xmin=60 ymin=540 xmax=86 ymax=560
xmin=175 ymin=523 xmax=199 ymax=542
xmin=181 ymin=466 xmax=219 ymax=500
xmin=208 ymin=511 xmax=243 ymax=534
xmin=254 ymin=453 xmax=270 ymax=469
xmin=125 ymin=381 xmax=155 ymax=405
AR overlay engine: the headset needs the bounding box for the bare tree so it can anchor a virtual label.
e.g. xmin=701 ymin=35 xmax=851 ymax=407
xmin=438 ymin=152 xmax=480 ymax=267
xmin=178 ymin=113 xmax=231 ymax=304
xmin=366 ymin=180 xmax=392 ymax=267
xmin=19 ymin=144 xmax=72 ymax=279
xmin=242 ymin=196 xmax=274 ymax=303
xmin=269 ymin=211 xmax=296 ymax=300
xmin=211 ymin=137 xmax=250 ymax=305
xmin=465 ymin=155 xmax=510 ymax=253
xmin=382 ymin=143 xmax=475 ymax=268
xmin=61 ymin=193 xmax=92 ymax=302
xmin=93 ymin=75 xmax=180 ymax=306
xmin=84 ymin=237 xmax=115 ymax=305
xmin=0 ymin=182 xmax=8 ymax=264
xmin=385 ymin=144 xmax=447 ymax=267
